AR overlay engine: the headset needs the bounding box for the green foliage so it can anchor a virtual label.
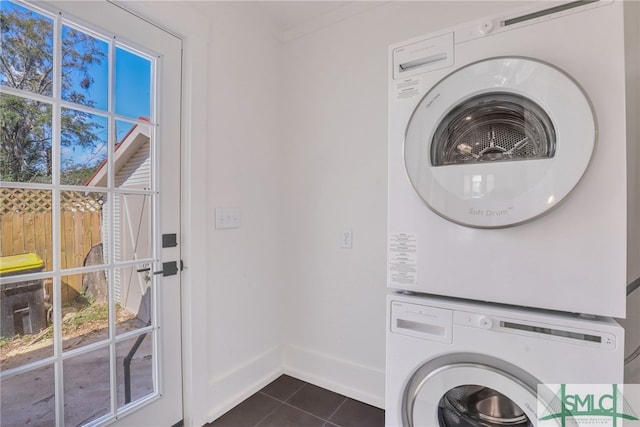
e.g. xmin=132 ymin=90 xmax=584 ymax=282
xmin=0 ymin=4 xmax=54 ymax=94
xmin=0 ymin=94 xmax=52 ymax=182
xmin=0 ymin=3 xmax=106 ymax=183
xmin=59 ymin=164 xmax=98 ymax=186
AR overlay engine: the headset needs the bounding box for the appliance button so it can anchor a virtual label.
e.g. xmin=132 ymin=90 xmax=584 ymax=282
xmin=479 ymin=21 xmax=494 ymax=35
xmin=477 ymin=316 xmax=493 ymax=329
xmin=602 ymin=334 xmax=616 ymax=350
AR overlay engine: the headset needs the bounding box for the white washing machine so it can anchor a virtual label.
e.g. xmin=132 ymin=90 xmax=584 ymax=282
xmin=385 ymin=292 xmax=625 ymax=427
xmin=387 ymin=0 xmax=640 ymax=317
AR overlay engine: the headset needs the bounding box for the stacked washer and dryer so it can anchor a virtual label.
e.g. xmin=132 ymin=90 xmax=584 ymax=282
xmin=386 ymin=1 xmax=640 ymax=426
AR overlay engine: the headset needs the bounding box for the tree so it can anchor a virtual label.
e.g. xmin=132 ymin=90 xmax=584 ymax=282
xmin=1 ymin=2 xmax=106 ymax=184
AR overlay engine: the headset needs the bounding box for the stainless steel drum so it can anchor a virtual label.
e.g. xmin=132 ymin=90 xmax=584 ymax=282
xmin=430 ymin=93 xmax=556 ymax=166
xmin=438 ymin=385 xmax=532 ymax=427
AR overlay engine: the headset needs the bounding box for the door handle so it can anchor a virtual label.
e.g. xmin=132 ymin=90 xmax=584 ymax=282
xmin=136 ymin=261 xmax=180 ymax=277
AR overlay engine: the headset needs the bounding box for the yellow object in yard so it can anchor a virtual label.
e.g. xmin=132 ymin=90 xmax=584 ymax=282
xmin=0 ymin=253 xmax=45 ymax=276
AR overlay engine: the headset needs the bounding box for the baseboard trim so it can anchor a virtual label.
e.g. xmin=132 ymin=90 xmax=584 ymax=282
xmin=204 ymin=343 xmax=386 ymax=424
xmin=283 ymin=344 xmax=385 ymax=409
xmin=205 ymin=345 xmax=283 ymax=423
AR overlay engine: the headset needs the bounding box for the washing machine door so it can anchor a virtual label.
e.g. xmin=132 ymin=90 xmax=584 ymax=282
xmin=404 ymin=57 xmax=595 ymax=228
xmin=403 ymin=357 xmax=543 ymax=427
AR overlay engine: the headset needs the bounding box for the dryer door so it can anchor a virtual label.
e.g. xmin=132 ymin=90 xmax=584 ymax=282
xmin=404 ymin=57 xmax=595 ymax=228
xmin=403 ymin=356 xmax=545 ymax=427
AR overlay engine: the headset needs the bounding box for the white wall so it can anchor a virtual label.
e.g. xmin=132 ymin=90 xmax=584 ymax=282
xmin=280 ymin=0 xmax=526 ymax=408
xmin=204 ymin=3 xmax=286 ymax=421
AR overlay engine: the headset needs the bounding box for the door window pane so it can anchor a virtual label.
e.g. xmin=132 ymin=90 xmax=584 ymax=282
xmin=0 ymin=2 xmax=53 ymax=96
xmin=113 ymin=193 xmax=152 ymax=262
xmin=61 ymin=25 xmax=109 ymax=110
xmin=115 ymin=47 xmax=151 ymax=119
xmin=114 ymin=120 xmax=152 ymax=190
xmin=0 ymin=94 xmax=53 ymax=183
xmin=1 ymin=188 xmax=53 ymax=273
xmin=0 ymin=276 xmax=53 ymax=372
xmin=61 ymin=108 xmax=108 ymax=186
xmin=116 ymin=333 xmax=154 ymax=408
xmin=115 ymin=266 xmax=152 ymax=336
xmin=1 ymin=364 xmax=56 ymax=426
xmin=0 ymin=187 xmax=53 ymax=367
xmin=63 ymin=346 xmax=111 ymax=425
xmin=59 ymin=191 xmax=107 ymax=288
xmin=61 ymin=271 xmax=109 ymax=352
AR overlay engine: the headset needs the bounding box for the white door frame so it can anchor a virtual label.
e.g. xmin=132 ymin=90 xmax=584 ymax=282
xmin=106 ymin=2 xmax=211 ymax=426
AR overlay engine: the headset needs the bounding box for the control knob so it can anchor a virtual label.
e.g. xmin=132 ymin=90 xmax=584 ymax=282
xmin=479 ymin=21 xmax=494 ymax=35
xmin=478 ymin=316 xmax=493 ymax=329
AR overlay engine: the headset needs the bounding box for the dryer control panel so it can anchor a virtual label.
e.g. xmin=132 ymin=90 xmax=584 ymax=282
xmin=455 ymin=0 xmax=613 ymax=43
xmin=390 ymin=299 xmax=618 ymax=350
xmin=392 ymin=33 xmax=453 ymax=80
xmin=453 ymin=310 xmax=617 ymax=351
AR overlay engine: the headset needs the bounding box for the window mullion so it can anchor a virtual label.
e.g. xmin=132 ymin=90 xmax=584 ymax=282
xmin=107 ymin=35 xmax=118 ymax=420
xmin=51 ymin=9 xmax=64 ymax=427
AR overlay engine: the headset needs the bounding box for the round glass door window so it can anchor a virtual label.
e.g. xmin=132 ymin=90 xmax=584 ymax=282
xmin=404 ymin=57 xmax=595 ymax=228
xmin=431 ymin=93 xmax=556 ymax=166
xmin=404 ymin=360 xmax=539 ymax=427
xmin=438 ymin=385 xmax=531 ymax=427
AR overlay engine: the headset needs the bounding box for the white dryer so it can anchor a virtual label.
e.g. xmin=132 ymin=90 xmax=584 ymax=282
xmin=385 ymin=292 xmax=625 ymax=427
xmin=387 ymin=0 xmax=640 ymax=316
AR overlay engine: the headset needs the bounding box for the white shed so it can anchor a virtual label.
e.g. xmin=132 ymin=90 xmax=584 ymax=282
xmin=86 ymin=122 xmax=152 ymax=321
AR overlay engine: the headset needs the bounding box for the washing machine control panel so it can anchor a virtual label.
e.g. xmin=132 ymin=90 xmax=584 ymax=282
xmin=390 ymin=301 xmax=453 ymax=344
xmin=454 ymin=311 xmax=617 ymax=350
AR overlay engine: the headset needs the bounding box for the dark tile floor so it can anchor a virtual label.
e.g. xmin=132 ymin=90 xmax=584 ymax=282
xmin=205 ymin=375 xmax=385 ymax=427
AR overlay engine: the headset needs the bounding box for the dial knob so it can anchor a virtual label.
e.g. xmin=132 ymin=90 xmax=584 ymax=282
xmin=478 ymin=316 xmax=493 ymax=329
xmin=479 ymin=21 xmax=494 ymax=35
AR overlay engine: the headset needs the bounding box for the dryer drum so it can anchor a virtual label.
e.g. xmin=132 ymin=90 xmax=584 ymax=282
xmin=401 ymin=56 xmax=596 ymax=228
xmin=437 ymin=385 xmax=531 ymax=427
xmin=431 ymin=93 xmax=556 ymax=166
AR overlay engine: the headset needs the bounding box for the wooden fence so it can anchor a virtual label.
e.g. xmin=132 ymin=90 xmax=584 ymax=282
xmin=1 ymin=188 xmax=104 ymax=303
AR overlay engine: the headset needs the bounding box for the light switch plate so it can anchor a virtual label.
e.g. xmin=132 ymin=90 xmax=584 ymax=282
xmin=215 ymin=207 xmax=241 ymax=229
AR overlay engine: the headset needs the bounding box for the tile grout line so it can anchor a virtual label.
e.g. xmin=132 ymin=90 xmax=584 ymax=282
xmin=280 ymin=400 xmax=333 ymax=424
xmin=257 ymin=380 xmax=307 ymax=404
xmin=257 ymin=390 xmax=287 ymax=404
xmin=287 ymin=381 xmax=308 ymax=401
xmin=326 ymin=396 xmax=348 ymax=424
xmin=252 ymin=382 xmax=310 ymax=427
xmin=257 ymin=382 xmax=347 ymax=426
xmin=283 ymin=382 xmax=348 ymax=426
xmin=252 ymin=399 xmax=284 ymax=427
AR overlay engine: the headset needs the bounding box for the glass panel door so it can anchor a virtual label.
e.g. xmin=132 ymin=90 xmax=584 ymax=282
xmin=0 ymin=1 xmax=182 ymax=425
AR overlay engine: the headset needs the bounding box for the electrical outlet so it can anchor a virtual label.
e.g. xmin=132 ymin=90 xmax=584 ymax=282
xmin=341 ymin=228 xmax=353 ymax=249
